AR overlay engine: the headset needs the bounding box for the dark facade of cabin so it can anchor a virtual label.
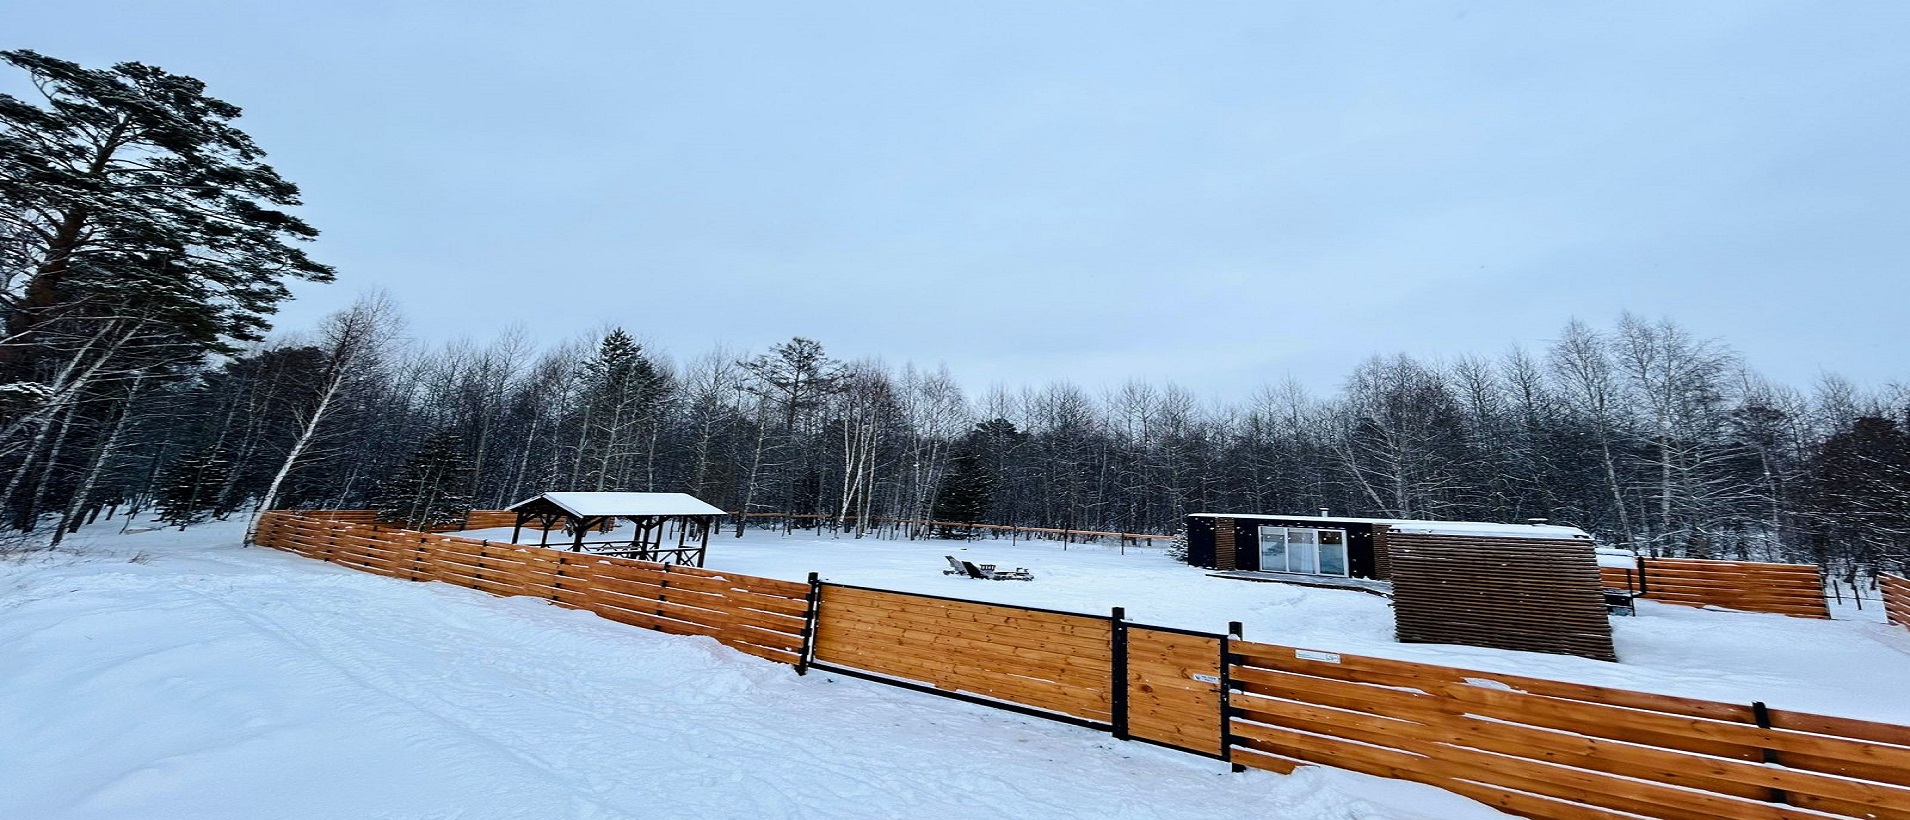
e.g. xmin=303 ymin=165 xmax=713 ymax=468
xmin=1186 ymin=514 xmax=1389 ymax=579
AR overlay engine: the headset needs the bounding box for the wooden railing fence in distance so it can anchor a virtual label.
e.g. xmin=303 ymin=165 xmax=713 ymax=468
xmin=280 ymin=509 xmax=530 ymax=534
xmin=255 ymin=512 xmax=810 ymax=665
xmin=1884 ymin=574 xmax=1910 ymax=630
xmin=1227 ymin=642 xmax=1910 ymax=820
xmin=736 ymin=511 xmax=1175 ymax=544
xmin=1599 ymin=557 xmax=1830 ymax=619
xmin=808 ymin=584 xmax=1115 ymax=726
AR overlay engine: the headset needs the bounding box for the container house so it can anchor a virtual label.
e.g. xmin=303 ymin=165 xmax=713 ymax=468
xmin=1183 ymin=512 xmax=1592 ymax=580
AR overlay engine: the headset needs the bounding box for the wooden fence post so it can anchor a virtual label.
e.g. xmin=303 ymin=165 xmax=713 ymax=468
xmin=1110 ymin=606 xmax=1128 ymax=740
xmin=797 ymin=572 xmax=822 ymax=676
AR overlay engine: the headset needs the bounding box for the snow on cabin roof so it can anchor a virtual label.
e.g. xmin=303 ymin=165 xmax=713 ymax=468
xmin=506 ymin=492 xmax=726 ymax=518
xmin=1185 ymin=512 xmax=1592 ymax=541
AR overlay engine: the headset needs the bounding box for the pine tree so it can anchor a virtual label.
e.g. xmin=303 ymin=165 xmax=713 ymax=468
xmin=372 ymin=430 xmax=476 ymax=530
xmin=153 ymin=445 xmax=233 ymax=529
xmin=0 ymin=50 xmax=333 ymax=361
xmin=932 ymin=422 xmax=1004 ymax=538
xmin=0 ymin=51 xmax=334 ymax=531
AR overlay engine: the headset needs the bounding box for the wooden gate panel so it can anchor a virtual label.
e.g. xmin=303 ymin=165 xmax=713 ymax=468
xmin=811 ymin=584 xmax=1114 ymax=723
xmin=1125 ymin=625 xmax=1223 ymax=756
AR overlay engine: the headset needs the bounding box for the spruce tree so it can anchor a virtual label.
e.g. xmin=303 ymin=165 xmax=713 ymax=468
xmin=153 ymin=446 xmax=233 ymax=529
xmin=372 ymin=430 xmax=476 ymax=530
xmin=572 ymin=329 xmax=667 ymax=490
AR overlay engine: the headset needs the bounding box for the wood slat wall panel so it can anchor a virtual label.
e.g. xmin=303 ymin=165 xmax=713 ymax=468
xmin=1213 ymin=517 xmax=1237 ymax=571
xmin=1386 ymin=532 xmax=1616 ymax=661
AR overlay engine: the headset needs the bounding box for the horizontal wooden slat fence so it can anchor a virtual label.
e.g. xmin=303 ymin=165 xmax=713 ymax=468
xmin=809 ymin=584 xmax=1116 ymax=725
xmin=1598 ymin=557 xmax=1830 ymax=619
xmin=1884 ymin=574 xmax=1910 ymax=630
xmin=255 ymin=512 xmax=810 ymax=665
xmin=255 ymin=511 xmax=1910 ymax=820
xmin=1227 ymin=642 xmax=1910 ymax=820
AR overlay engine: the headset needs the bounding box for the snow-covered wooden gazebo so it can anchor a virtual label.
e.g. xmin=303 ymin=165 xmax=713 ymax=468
xmin=505 ymin=491 xmax=726 ymax=565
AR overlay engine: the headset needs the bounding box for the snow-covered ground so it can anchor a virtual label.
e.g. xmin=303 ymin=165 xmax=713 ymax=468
xmin=2 ymin=516 xmax=1505 ymax=820
xmin=9 ymin=516 xmax=1910 ymax=819
xmin=467 ymin=520 xmax=1910 ymax=726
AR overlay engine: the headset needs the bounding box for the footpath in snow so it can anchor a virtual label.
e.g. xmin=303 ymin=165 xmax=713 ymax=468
xmin=1 ymin=517 xmax=1504 ymax=820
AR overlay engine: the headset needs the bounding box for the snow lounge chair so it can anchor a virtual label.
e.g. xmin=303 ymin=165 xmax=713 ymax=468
xmin=960 ymin=560 xmax=1034 ymax=581
xmin=943 ymin=555 xmax=968 ymax=576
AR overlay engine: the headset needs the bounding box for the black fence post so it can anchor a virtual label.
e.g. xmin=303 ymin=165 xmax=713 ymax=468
xmin=1751 ymin=701 xmax=1790 ymax=804
xmin=1636 ymin=555 xmax=1651 ymax=596
xmin=1110 ymin=607 xmax=1128 ymax=741
xmin=797 ymin=572 xmax=822 ymax=676
xmin=1224 ymin=621 xmax=1244 ymax=772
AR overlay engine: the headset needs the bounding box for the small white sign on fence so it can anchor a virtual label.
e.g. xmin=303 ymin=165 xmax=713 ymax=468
xmin=1295 ymin=649 xmax=1341 ymax=664
xmin=1190 ymin=673 xmax=1220 ymax=684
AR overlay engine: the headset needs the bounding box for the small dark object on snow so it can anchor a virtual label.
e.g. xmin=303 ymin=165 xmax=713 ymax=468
xmin=1602 ymin=589 xmax=1637 ymax=616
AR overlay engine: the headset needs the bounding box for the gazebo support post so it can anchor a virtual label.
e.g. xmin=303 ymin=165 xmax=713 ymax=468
xmin=572 ymin=516 xmax=603 ymax=552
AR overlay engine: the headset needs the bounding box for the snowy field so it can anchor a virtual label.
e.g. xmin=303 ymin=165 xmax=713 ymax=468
xmin=2 ymin=517 xmax=1504 ymax=820
xmin=7 ymin=518 xmax=1910 ymax=820
xmin=466 ymin=520 xmax=1910 ymax=726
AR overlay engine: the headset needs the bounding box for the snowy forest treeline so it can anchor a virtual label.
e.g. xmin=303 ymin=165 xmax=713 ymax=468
xmin=3 ymin=52 xmax=1908 ymax=577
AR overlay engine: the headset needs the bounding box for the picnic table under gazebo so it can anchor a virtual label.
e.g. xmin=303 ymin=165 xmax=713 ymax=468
xmin=505 ymin=491 xmax=726 ymax=566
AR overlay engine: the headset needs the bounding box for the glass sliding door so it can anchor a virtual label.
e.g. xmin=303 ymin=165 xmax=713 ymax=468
xmin=1255 ymin=525 xmax=1351 ymax=576
xmin=1317 ymin=529 xmax=1348 ymax=576
xmin=1284 ymin=528 xmax=1319 ymax=573
xmin=1257 ymin=526 xmax=1287 ymax=572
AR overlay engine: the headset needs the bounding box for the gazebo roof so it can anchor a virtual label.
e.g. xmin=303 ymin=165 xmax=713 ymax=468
xmin=506 ymin=491 xmax=726 ymax=518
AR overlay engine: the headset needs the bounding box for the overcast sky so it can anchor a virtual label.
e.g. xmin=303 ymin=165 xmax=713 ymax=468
xmin=9 ymin=1 xmax=1909 ymax=400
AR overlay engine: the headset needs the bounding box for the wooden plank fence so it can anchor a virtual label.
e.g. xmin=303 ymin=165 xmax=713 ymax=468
xmin=255 ymin=511 xmax=1910 ymax=820
xmin=1227 ymin=643 xmax=1910 ymax=820
xmin=1884 ymin=574 xmax=1910 ymax=630
xmin=1599 ymin=557 xmax=1830 ymax=619
xmin=255 ymin=512 xmax=809 ymax=665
